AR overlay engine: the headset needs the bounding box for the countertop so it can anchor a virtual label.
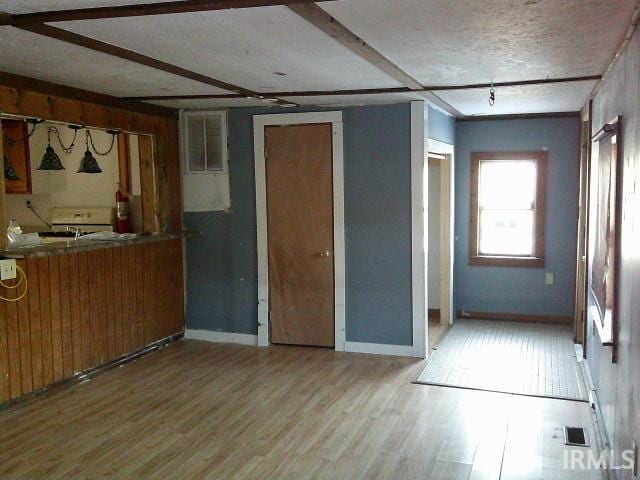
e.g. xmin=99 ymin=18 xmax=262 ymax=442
xmin=0 ymin=231 xmax=195 ymax=259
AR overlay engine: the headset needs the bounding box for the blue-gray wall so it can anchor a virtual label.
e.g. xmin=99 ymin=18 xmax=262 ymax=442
xmin=185 ymin=103 xmax=414 ymax=345
xmin=428 ymin=106 xmax=455 ymax=145
xmin=454 ymin=117 xmax=580 ymax=317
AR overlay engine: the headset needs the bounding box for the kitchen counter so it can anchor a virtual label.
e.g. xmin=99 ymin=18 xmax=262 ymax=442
xmin=0 ymin=231 xmax=195 ymax=259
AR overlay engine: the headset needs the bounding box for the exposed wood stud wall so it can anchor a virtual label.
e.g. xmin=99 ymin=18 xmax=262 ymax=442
xmin=0 ymin=119 xmax=6 ymax=250
xmin=0 ymin=240 xmax=184 ymax=404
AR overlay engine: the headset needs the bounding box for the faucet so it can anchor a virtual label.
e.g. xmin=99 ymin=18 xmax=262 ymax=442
xmin=66 ymin=226 xmax=81 ymax=240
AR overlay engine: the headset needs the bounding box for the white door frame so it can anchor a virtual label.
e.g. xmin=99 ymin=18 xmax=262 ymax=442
xmin=410 ymin=102 xmax=427 ymax=358
xmin=428 ymin=138 xmax=455 ymax=327
xmin=253 ymin=111 xmax=346 ymax=350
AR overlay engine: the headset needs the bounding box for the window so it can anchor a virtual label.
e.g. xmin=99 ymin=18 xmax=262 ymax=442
xmin=183 ymin=111 xmax=227 ymax=173
xmin=469 ymin=151 xmax=546 ymax=268
xmin=180 ymin=110 xmax=231 ymax=212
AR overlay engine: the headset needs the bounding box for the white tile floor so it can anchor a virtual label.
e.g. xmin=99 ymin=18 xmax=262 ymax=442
xmin=416 ymin=319 xmax=588 ymax=401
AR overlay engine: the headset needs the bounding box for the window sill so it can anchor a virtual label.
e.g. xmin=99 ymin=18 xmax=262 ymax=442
xmin=469 ymin=255 xmax=545 ymax=268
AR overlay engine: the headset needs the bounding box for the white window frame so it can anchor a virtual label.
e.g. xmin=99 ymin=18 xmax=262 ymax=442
xmin=180 ymin=109 xmax=231 ymax=213
xmin=180 ymin=110 xmax=229 ymax=175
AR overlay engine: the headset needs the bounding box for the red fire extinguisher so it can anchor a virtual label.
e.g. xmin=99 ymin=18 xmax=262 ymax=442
xmin=115 ymin=191 xmax=131 ymax=233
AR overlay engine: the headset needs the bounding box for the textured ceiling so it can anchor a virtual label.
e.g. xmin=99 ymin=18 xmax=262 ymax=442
xmin=438 ymin=80 xmax=599 ymax=117
xmin=0 ymin=0 xmax=637 ymax=116
xmin=320 ymin=0 xmax=637 ymax=85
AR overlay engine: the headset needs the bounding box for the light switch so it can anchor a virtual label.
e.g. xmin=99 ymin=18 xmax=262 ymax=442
xmin=545 ymin=273 xmax=554 ymax=285
xmin=0 ymin=259 xmax=17 ymax=281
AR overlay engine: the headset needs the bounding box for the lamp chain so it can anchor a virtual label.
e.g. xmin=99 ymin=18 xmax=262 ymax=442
xmin=48 ymin=126 xmax=78 ymax=154
xmin=86 ymin=130 xmax=116 ymax=156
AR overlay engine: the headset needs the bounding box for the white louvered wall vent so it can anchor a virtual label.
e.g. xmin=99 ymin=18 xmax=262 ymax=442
xmin=180 ymin=110 xmax=231 ymax=212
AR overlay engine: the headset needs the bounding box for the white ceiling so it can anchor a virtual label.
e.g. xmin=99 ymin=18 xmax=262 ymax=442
xmin=0 ymin=27 xmax=231 ymax=97
xmin=57 ymin=7 xmax=404 ymax=92
xmin=0 ymin=0 xmax=179 ymax=14
xmin=0 ymin=0 xmax=637 ymax=116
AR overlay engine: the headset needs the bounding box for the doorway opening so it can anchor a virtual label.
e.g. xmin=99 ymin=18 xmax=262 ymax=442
xmin=425 ymin=139 xmax=455 ymax=353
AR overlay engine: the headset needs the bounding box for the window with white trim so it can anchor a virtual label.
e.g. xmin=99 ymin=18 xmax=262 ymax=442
xmin=181 ymin=110 xmax=231 ymax=212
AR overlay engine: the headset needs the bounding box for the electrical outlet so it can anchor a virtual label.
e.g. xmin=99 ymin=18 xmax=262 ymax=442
xmin=545 ymin=272 xmax=554 ymax=285
xmin=0 ymin=259 xmax=17 ymax=281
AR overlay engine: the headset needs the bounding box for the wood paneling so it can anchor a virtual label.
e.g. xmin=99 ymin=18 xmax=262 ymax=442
xmin=0 ymin=239 xmax=184 ymax=404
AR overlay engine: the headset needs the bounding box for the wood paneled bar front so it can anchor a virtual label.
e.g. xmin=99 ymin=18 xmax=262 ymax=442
xmin=0 ymin=74 xmax=185 ymax=405
xmin=0 ymin=238 xmax=185 ymax=403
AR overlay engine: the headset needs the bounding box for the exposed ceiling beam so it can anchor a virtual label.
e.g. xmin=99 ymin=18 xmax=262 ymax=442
xmin=286 ymin=3 xmax=461 ymax=117
xmin=458 ymin=111 xmax=581 ymax=122
xmin=288 ymin=3 xmax=423 ymax=89
xmin=121 ymin=75 xmax=602 ymax=101
xmin=0 ymin=0 xmax=329 ymax=25
xmin=15 ymin=23 xmax=295 ymax=106
xmin=0 ymin=70 xmax=176 ymax=117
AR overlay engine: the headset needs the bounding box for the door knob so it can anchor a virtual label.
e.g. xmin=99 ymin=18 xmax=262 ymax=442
xmin=319 ymin=250 xmax=331 ymax=258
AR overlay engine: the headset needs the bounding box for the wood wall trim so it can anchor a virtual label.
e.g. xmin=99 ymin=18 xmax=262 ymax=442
xmin=0 ymin=71 xmax=174 ymax=118
xmin=117 ymin=133 xmax=132 ymax=195
xmin=0 ymin=0 xmax=328 ymax=25
xmin=139 ymin=135 xmax=160 ymax=233
xmin=459 ymin=111 xmax=582 ymax=122
xmin=0 ymin=240 xmax=185 ymax=404
xmin=120 ymin=77 xmax=601 ymax=102
xmin=0 ymin=119 xmax=6 ymax=250
xmin=458 ymin=311 xmax=573 ymax=325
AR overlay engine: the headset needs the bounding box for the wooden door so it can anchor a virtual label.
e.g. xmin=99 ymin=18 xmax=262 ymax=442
xmin=266 ymin=123 xmax=334 ymax=347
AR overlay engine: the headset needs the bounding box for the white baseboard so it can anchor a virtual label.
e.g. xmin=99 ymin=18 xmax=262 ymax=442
xmin=184 ymin=331 xmax=418 ymax=357
xmin=184 ymin=329 xmax=258 ymax=346
xmin=344 ymin=341 xmax=419 ymax=357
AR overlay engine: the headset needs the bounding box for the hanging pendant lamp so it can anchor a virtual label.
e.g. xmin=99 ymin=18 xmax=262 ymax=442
xmin=3 ymin=154 xmax=20 ymax=180
xmin=38 ymin=126 xmax=70 ymax=170
xmin=39 ymin=145 xmax=65 ymax=171
xmin=77 ymin=130 xmax=102 ymax=174
xmin=77 ymin=149 xmax=102 ymax=174
xmin=77 ymin=129 xmax=117 ymax=174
